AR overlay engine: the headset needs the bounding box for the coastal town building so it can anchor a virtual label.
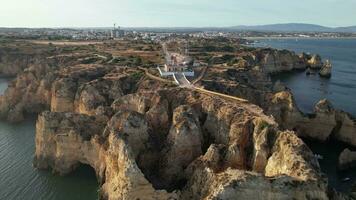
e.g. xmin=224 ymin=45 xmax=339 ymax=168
xmin=158 ymin=49 xmax=195 ymax=77
xmin=111 ymin=24 xmax=125 ymax=39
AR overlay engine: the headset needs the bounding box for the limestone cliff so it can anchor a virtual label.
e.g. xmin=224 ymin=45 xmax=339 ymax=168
xmin=1 ymin=40 xmax=351 ymax=199
xmin=267 ymin=91 xmax=356 ymax=147
xmin=319 ymin=60 xmax=332 ymax=78
xmin=256 ymin=48 xmax=307 ymax=73
xmin=0 ymin=46 xmax=48 ymax=76
xmin=34 ymin=88 xmax=329 ymax=200
xmin=338 ymin=148 xmax=356 ymax=171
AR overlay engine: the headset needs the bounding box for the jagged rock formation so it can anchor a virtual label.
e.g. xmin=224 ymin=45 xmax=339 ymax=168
xmin=0 ymin=46 xmax=47 ymax=76
xmin=0 ymin=41 xmax=113 ymax=122
xmin=319 ymin=60 xmax=332 ymax=78
xmin=267 ymin=92 xmax=356 ymax=147
xmin=306 ymin=54 xmax=324 ymax=69
xmin=34 ymin=88 xmax=329 ymax=200
xmin=0 ymin=56 xmax=59 ymax=122
xmin=338 ymin=148 xmax=356 ymax=170
xmin=182 ymin=131 xmax=326 ymax=200
xmin=255 ymin=49 xmax=307 ymax=73
xmin=1 ymin=40 xmax=354 ymax=199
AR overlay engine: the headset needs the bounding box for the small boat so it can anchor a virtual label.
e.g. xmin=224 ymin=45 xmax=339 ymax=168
xmin=314 ymin=154 xmax=324 ymax=160
xmin=343 ymin=177 xmax=351 ymax=182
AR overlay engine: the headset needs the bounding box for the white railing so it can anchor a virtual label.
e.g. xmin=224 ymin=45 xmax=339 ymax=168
xmin=181 ymin=73 xmax=191 ymax=85
xmin=157 ymin=67 xmax=175 ymax=76
xmin=157 ymin=67 xmax=195 ymax=77
xmin=172 ymin=73 xmax=180 ymax=85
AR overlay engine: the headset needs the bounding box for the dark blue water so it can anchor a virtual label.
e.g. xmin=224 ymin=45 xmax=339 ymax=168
xmin=253 ymin=39 xmax=356 ymax=192
xmin=0 ymin=79 xmax=99 ymax=200
xmin=255 ymin=38 xmax=356 ymax=116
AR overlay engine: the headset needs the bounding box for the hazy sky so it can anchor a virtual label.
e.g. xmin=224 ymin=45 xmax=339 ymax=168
xmin=0 ymin=0 xmax=355 ymax=27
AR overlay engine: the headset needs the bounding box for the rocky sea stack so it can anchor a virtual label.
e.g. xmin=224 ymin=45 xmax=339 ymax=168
xmin=319 ymin=60 xmax=332 ymax=78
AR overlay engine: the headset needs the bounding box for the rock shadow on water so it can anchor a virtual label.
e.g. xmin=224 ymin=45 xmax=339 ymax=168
xmin=303 ymin=138 xmax=356 ymax=193
xmin=36 ymin=163 xmax=100 ymax=200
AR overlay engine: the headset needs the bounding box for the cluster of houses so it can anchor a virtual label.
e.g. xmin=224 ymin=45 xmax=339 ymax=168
xmin=158 ymin=52 xmax=195 ymax=77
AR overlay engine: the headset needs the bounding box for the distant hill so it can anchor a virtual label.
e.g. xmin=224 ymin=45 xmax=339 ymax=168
xmin=124 ymin=23 xmax=356 ymax=33
xmin=1 ymin=23 xmax=356 ymax=33
xmin=228 ymin=23 xmax=356 ymax=33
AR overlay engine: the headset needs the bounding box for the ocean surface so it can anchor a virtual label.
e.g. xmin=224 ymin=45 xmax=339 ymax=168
xmin=0 ymin=80 xmax=99 ymax=200
xmin=254 ymin=38 xmax=356 ymax=117
xmin=253 ymin=38 xmax=356 ymax=192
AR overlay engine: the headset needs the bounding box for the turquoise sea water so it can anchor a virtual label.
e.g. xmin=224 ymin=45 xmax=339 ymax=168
xmin=0 ymin=80 xmax=99 ymax=200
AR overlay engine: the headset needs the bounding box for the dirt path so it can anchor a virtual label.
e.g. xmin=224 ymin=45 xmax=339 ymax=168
xmin=139 ymin=66 xmax=275 ymax=125
xmin=138 ymin=67 xmax=174 ymax=84
xmin=193 ymin=87 xmax=276 ymax=124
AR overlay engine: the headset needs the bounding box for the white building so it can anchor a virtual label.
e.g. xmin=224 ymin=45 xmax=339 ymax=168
xmin=111 ymin=25 xmax=125 ymax=39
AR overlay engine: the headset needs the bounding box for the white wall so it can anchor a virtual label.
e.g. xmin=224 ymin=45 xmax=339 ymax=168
xmin=157 ymin=67 xmax=194 ymax=77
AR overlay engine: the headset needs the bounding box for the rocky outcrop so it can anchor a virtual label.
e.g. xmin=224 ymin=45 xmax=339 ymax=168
xmin=264 ymin=131 xmax=321 ymax=181
xmin=250 ymin=49 xmax=325 ymax=74
xmin=181 ymin=131 xmax=327 ymax=200
xmin=34 ymin=88 xmax=329 ymax=200
xmin=160 ymin=105 xmax=203 ymax=187
xmin=334 ymin=112 xmax=356 ymax=147
xmin=0 ymin=59 xmax=57 ymax=122
xmin=297 ymin=99 xmax=337 ymax=141
xmin=256 ymin=49 xmax=307 ymax=73
xmin=2 ymin=39 xmax=349 ymax=198
xmin=319 ymin=60 xmax=332 ymax=78
xmin=267 ymin=91 xmax=356 ymax=147
xmin=0 ymin=53 xmax=144 ymax=122
xmin=0 ymin=47 xmax=46 ymax=76
xmin=338 ymin=148 xmax=356 ymax=170
xmin=306 ymin=54 xmax=324 ymax=69
xmin=34 ymin=111 xmax=176 ymax=200
xmin=266 ymin=91 xmax=304 ymax=130
xmin=51 ymin=78 xmax=78 ymax=113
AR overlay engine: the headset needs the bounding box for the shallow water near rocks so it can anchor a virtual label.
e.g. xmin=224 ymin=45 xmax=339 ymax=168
xmin=304 ymin=139 xmax=356 ymax=192
xmin=254 ymin=38 xmax=356 ymax=116
xmin=253 ymin=38 xmax=356 ymax=192
xmin=0 ymin=79 xmax=99 ymax=200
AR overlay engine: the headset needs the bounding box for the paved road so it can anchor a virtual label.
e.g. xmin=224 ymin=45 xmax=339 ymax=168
xmin=143 ymin=66 xmax=275 ymax=125
xmin=161 ymin=42 xmax=171 ymax=64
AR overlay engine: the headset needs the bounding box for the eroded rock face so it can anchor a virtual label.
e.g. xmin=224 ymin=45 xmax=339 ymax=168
xmin=0 ymin=60 xmax=57 ymax=122
xmin=267 ymin=92 xmax=356 ymax=147
xmin=51 ymin=78 xmax=78 ymax=112
xmin=182 ymin=131 xmax=327 ymax=200
xmin=265 ymin=131 xmax=321 ymax=181
xmin=0 ymin=48 xmax=46 ymax=76
xmin=307 ymin=54 xmax=324 ymax=69
xmin=34 ymin=111 xmax=107 ymax=174
xmin=257 ymin=49 xmax=306 ymax=73
xmin=34 ymin=110 xmax=177 ymax=200
xmin=338 ymin=148 xmax=356 ymax=170
xmin=2 ymin=41 xmax=344 ymax=198
xmin=160 ymin=105 xmax=203 ymax=187
xmin=334 ymin=112 xmax=356 ymax=147
xmin=319 ymin=60 xmax=332 ymax=78
xmin=34 ymin=88 xmax=329 ymax=200
xmin=297 ymin=99 xmax=337 ymax=141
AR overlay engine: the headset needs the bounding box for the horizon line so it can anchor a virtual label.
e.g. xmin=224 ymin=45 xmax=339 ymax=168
xmin=1 ymin=23 xmax=356 ymax=30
